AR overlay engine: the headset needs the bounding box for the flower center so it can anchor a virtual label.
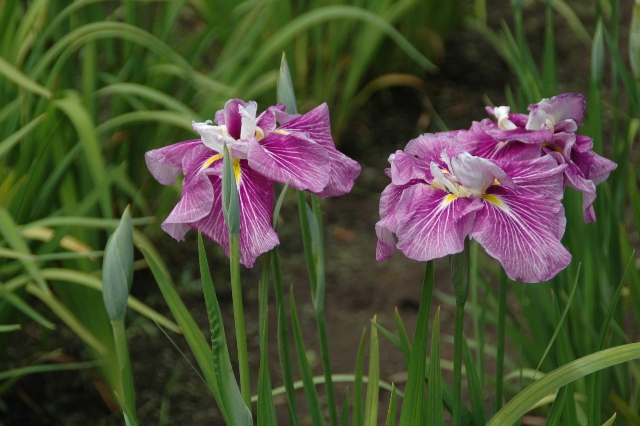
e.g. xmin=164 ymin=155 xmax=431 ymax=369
xmin=429 ymin=151 xmax=506 ymax=200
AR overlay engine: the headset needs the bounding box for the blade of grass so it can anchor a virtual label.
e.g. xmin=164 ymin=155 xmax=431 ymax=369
xmin=353 ymin=328 xmax=367 ymax=426
xmin=532 ymin=265 xmax=581 ymax=382
xmin=341 ymin=387 xmax=350 ymax=426
xmin=462 ymin=335 xmax=486 ymax=425
xmin=363 ymin=316 xmax=379 ymax=426
xmin=495 ymin=269 xmax=507 ymax=412
xmin=271 ymin=249 xmax=299 ymax=425
xmin=385 ymin=384 xmax=398 ymax=426
xmin=587 ymin=253 xmax=634 ymax=425
xmin=427 ymin=307 xmax=443 ymax=425
xmin=257 ymin=253 xmax=277 ymax=426
xmin=394 ymin=308 xmax=412 ymax=367
xmin=399 ymin=261 xmax=433 ymax=426
xmin=290 ymin=287 xmax=325 ymax=426
xmin=0 ymin=56 xmax=52 ymax=99
xmin=487 ymin=343 xmax=640 ymax=425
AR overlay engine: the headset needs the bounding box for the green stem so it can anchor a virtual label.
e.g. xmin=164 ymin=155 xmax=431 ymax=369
xmin=111 ymin=319 xmax=137 ymax=425
xmin=451 ymin=239 xmax=470 ymax=426
xmin=229 ymin=232 xmax=251 ymax=408
xmin=453 ymin=304 xmax=464 ymax=426
xmin=495 ymin=269 xmax=508 ymax=413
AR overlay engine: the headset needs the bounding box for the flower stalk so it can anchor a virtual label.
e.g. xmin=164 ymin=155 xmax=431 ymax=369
xmin=495 ymin=269 xmax=508 ymax=412
xmin=451 ymin=238 xmax=470 ymax=426
xmin=221 ymin=143 xmax=251 ymax=408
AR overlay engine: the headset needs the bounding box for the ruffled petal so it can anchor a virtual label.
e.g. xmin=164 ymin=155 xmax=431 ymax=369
xmin=313 ymin=147 xmax=361 ymax=197
xmin=145 ymin=140 xmax=202 ymax=185
xmin=187 ymin=175 xmax=228 ymax=257
xmin=459 ymin=121 xmax=543 ymax=161
xmin=495 ymin=155 xmax=566 ymax=202
xmin=161 ymin=145 xmax=219 ymax=235
xmin=529 ymin=93 xmax=586 ymax=126
xmin=375 ymin=182 xmax=414 ymax=260
xmin=216 ymin=99 xmax=245 ymax=139
xmin=270 ymin=103 xmax=359 ymax=196
xmin=388 ymin=150 xmax=425 ymax=186
xmin=394 ymin=184 xmax=482 ymax=261
xmin=471 ymin=187 xmax=571 ymax=283
xmin=277 ymin=103 xmax=333 ymax=146
xmin=258 ymin=104 xmax=286 ymax=133
xmin=404 ymin=132 xmax=464 ymax=173
xmin=247 ymin=132 xmax=330 ymax=192
xmin=572 ymin=146 xmax=618 ymax=185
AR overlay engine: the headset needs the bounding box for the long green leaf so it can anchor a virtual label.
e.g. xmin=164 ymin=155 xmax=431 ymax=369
xmin=0 ymin=360 xmax=100 ymax=381
xmin=54 ymin=91 xmax=111 ymax=217
xmin=0 ymin=207 xmax=49 ymax=292
xmin=487 ymin=343 xmax=640 ymax=425
xmin=0 ymin=113 xmax=48 ymax=159
xmin=0 ymin=55 xmax=52 ymax=98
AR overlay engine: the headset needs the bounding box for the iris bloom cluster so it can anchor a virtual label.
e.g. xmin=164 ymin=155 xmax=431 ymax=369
xmin=146 ymin=99 xmax=360 ymax=267
xmin=376 ymin=93 xmax=617 ymax=283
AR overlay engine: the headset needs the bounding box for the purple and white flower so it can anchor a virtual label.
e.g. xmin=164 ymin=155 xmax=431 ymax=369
xmin=461 ymin=93 xmax=617 ymax=222
xmin=376 ymin=133 xmax=571 ymax=283
xmin=146 ymin=99 xmax=360 ymax=267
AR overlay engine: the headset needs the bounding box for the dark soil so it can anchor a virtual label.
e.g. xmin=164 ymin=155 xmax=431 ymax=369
xmin=0 ymin=2 xmax=606 ymax=424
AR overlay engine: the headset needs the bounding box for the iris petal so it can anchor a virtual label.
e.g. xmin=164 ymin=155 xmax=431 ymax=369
xmin=472 ymin=189 xmax=571 ymax=283
xmin=145 ymin=140 xmax=201 ymax=185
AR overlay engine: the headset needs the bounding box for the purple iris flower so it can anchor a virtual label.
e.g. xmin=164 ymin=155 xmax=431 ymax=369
xmin=461 ymin=93 xmax=617 ymax=222
xmin=146 ymin=99 xmax=360 ymax=267
xmin=376 ymin=133 xmax=571 ymax=283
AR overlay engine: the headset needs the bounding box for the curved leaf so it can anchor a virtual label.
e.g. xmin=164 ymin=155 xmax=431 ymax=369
xmin=487 ymin=343 xmax=640 ymax=425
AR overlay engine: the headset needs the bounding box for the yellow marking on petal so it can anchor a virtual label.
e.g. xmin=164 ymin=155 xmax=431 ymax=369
xmin=493 ymin=178 xmax=500 ymax=185
xmin=273 ymin=129 xmax=290 ymax=135
xmin=200 ymin=154 xmax=223 ymax=172
xmin=232 ymin=158 xmax=242 ymax=184
xmin=255 ymin=127 xmax=265 ymax=141
xmin=443 ymin=194 xmax=457 ymax=205
xmin=481 ymin=194 xmax=505 ymax=208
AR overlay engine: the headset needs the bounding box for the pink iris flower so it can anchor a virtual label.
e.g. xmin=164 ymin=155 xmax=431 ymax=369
xmin=376 ymin=133 xmax=571 ymax=283
xmin=146 ymin=99 xmax=360 ymax=267
xmin=461 ymin=93 xmax=617 ymax=222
